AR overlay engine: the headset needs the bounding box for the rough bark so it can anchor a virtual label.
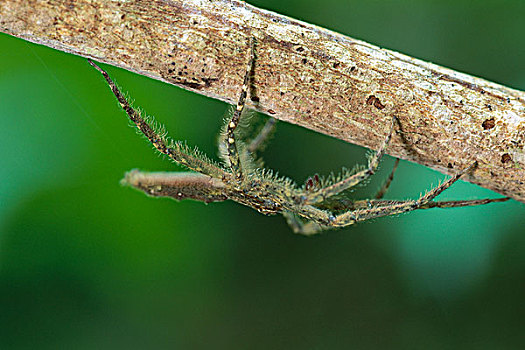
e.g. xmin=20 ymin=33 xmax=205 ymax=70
xmin=1 ymin=0 xmax=524 ymax=202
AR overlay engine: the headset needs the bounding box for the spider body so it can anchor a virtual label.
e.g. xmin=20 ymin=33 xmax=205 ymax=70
xmin=89 ymin=40 xmax=508 ymax=235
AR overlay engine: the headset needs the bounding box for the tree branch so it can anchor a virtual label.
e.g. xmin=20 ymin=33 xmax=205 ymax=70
xmin=1 ymin=0 xmax=524 ymax=202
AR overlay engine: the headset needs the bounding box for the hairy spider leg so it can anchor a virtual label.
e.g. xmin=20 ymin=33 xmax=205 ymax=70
xmin=374 ymin=158 xmax=400 ymax=199
xmin=88 ymin=60 xmax=226 ymax=179
xmin=329 ymin=197 xmax=509 ymax=212
xmin=282 ymin=211 xmax=324 ymax=235
xmin=287 ymin=197 xmax=509 ymax=235
xmin=303 ymin=116 xmax=396 ymax=204
xmin=419 ymin=197 xmax=509 ymax=209
xmin=289 ymin=162 xmax=508 ymax=234
xmin=247 ymin=117 xmax=277 ymax=154
xmin=218 ymin=115 xmax=276 ymax=170
xmin=224 ymin=39 xmax=257 ymax=182
xmin=331 ymin=161 xmax=487 ymax=226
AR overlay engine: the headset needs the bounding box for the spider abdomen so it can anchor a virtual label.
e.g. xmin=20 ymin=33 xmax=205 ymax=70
xmin=122 ymin=170 xmax=228 ymax=203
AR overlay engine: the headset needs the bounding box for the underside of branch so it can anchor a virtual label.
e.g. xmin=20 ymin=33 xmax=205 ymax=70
xmin=1 ymin=0 xmax=524 ymax=202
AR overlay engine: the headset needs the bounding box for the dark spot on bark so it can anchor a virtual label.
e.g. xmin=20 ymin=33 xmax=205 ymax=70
xmin=121 ymin=14 xmax=125 ymax=19
xmin=296 ymin=47 xmax=304 ymax=52
xmin=448 ymin=163 xmax=453 ymax=169
xmin=374 ymin=100 xmax=385 ymax=110
xmin=501 ymin=153 xmax=512 ymax=163
xmin=268 ymin=109 xmax=276 ymax=115
xmin=482 ymin=118 xmax=495 ymax=130
xmin=184 ymin=65 xmax=187 ymax=69
xmin=201 ymin=68 xmax=205 ymax=73
xmin=481 ymin=90 xmax=485 ymax=94
xmin=178 ymin=71 xmax=182 ymax=76
xmin=175 ymin=77 xmax=218 ymax=90
xmin=507 ymin=98 xmax=511 ymax=103
xmin=350 ymin=66 xmax=356 ymax=72
xmin=167 ymin=54 xmax=173 ymax=58
xmin=333 ymin=62 xmax=340 ymax=69
xmin=487 ymin=104 xmax=492 ymax=111
xmin=280 ymin=91 xmax=284 ymax=96
xmin=193 ymin=20 xmax=198 ymax=25
xmin=176 ymin=81 xmax=199 ymax=89
xmin=301 ymin=58 xmax=307 ymax=64
xmin=171 ymin=62 xmax=175 ymax=65
xmin=251 ymin=96 xmax=259 ymax=102
xmin=168 ymin=69 xmax=173 ymax=73
xmin=366 ymin=95 xmax=385 ymax=110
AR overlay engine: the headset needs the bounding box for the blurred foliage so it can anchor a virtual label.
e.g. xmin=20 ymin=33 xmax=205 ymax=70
xmin=0 ymin=0 xmax=524 ymax=348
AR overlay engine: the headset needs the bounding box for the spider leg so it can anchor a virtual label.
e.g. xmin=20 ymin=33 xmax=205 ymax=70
xmin=282 ymin=211 xmax=325 ymax=236
xmin=331 ymin=161 xmax=497 ymax=227
xmin=303 ymin=116 xmax=396 ymax=204
xmin=420 ymin=197 xmax=509 ymax=209
xmin=328 ymin=197 xmax=508 ymax=211
xmin=332 ymin=195 xmax=509 ymax=227
xmin=218 ymin=115 xmax=276 ymax=170
xmin=247 ymin=117 xmax=277 ymax=154
xmin=286 ymin=162 xmax=508 ymax=234
xmin=223 ymin=38 xmax=256 ymax=182
xmin=89 ymin=60 xmax=226 ymax=179
xmin=374 ymin=158 xmax=400 ymax=199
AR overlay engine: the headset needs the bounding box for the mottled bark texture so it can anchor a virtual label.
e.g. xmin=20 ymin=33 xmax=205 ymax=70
xmin=1 ymin=0 xmax=524 ymax=202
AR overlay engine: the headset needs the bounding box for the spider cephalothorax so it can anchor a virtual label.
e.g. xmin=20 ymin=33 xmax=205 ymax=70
xmin=88 ymin=40 xmax=508 ymax=235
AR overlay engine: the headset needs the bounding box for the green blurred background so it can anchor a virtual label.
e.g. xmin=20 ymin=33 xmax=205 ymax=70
xmin=1 ymin=0 xmax=524 ymax=348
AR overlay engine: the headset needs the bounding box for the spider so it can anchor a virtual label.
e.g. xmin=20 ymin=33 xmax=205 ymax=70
xmin=88 ymin=41 xmax=508 ymax=235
